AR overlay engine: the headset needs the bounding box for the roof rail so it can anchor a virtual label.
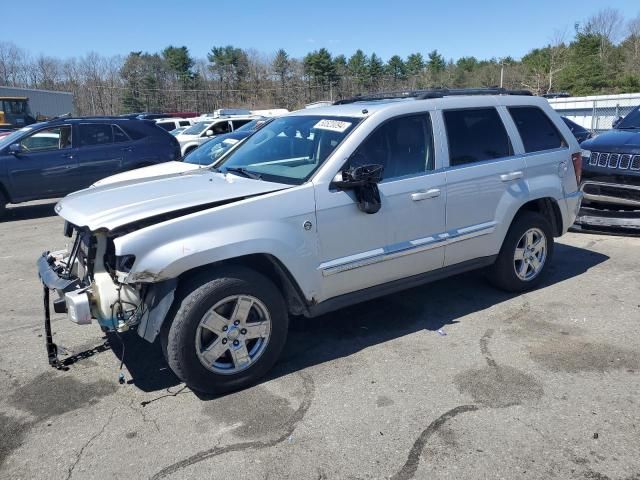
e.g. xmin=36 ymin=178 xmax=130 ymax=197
xmin=333 ymin=87 xmax=533 ymax=105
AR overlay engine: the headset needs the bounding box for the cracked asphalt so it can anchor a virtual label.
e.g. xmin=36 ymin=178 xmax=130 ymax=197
xmin=1 ymin=200 xmax=639 ymax=480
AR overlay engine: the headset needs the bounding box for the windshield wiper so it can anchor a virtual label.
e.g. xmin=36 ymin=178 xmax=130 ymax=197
xmin=224 ymin=167 xmax=262 ymax=180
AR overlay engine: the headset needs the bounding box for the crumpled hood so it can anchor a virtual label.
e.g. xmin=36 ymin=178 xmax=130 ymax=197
xmin=56 ymin=169 xmax=290 ymax=231
xmin=582 ymin=129 xmax=640 ymax=153
xmin=93 ymin=161 xmax=201 ymax=187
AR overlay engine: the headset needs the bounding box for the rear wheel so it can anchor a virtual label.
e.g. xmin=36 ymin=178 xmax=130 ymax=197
xmin=488 ymin=212 xmax=554 ymax=292
xmin=163 ymin=267 xmax=288 ymax=394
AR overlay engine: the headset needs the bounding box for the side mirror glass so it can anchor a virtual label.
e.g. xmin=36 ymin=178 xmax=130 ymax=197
xmin=205 ymin=130 xmax=213 ymax=137
xmin=9 ymin=143 xmax=22 ymax=155
xmin=612 ymin=116 xmax=623 ymax=128
xmin=331 ymin=163 xmax=384 ymax=214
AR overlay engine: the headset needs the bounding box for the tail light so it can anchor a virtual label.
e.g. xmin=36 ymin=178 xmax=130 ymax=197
xmin=571 ymin=151 xmax=582 ymax=184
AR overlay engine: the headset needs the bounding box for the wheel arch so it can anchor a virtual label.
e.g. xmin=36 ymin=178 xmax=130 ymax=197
xmin=175 ymin=253 xmax=309 ymax=317
xmin=514 ymin=196 xmax=563 ymax=237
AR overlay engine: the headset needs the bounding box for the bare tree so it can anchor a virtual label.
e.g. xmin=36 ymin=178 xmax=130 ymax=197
xmin=583 ymin=8 xmax=624 ymax=61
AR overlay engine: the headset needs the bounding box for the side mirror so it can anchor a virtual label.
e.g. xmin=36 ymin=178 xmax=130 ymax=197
xmin=205 ymin=130 xmax=213 ymax=137
xmin=331 ymin=164 xmax=384 ymax=214
xmin=612 ymin=116 xmax=623 ymax=128
xmin=332 ymin=164 xmax=383 ymax=189
xmin=9 ymin=143 xmax=22 ymax=155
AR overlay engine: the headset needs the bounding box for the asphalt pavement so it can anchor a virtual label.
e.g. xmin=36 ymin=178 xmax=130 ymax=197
xmin=1 ymin=200 xmax=639 ymax=480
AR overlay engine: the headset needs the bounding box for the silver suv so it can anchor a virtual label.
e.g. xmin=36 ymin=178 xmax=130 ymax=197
xmin=38 ymin=88 xmax=583 ymax=393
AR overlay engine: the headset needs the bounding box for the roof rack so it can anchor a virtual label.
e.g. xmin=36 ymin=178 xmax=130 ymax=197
xmin=333 ymin=87 xmax=533 ymax=105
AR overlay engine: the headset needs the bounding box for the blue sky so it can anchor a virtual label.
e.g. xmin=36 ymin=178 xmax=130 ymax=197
xmin=4 ymin=0 xmax=639 ymax=61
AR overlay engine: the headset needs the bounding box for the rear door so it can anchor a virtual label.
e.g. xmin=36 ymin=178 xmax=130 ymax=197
xmin=75 ymin=123 xmax=123 ymax=187
xmin=441 ymin=107 xmax=527 ymax=266
xmin=7 ymin=125 xmax=77 ymax=201
xmin=506 ymin=105 xmax=571 ymax=196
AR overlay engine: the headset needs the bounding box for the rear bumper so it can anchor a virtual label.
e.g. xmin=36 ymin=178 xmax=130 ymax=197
xmin=561 ymin=190 xmax=583 ymax=233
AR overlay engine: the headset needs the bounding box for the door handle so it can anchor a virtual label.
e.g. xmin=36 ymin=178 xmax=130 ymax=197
xmin=411 ymin=188 xmax=441 ymax=201
xmin=500 ymin=171 xmax=523 ymax=182
xmin=61 ymin=153 xmax=74 ymax=159
xmin=121 ymin=147 xmax=134 ymax=152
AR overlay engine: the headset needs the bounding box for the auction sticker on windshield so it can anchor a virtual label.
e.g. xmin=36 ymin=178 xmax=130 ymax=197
xmin=314 ymin=119 xmax=352 ymax=132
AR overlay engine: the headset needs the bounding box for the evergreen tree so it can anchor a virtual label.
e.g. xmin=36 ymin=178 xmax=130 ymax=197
xmin=368 ymin=53 xmax=384 ymax=88
xmin=386 ymin=55 xmax=407 ymax=82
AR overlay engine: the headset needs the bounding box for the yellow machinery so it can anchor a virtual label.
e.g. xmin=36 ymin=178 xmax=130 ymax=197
xmin=0 ymin=96 xmax=35 ymax=128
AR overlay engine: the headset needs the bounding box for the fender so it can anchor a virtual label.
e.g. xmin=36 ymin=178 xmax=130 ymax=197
xmin=114 ymin=183 xmax=321 ymax=301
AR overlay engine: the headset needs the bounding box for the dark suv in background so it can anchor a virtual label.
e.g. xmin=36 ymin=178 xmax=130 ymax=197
xmin=0 ymin=117 xmax=180 ymax=216
xmin=577 ymin=106 xmax=640 ymax=232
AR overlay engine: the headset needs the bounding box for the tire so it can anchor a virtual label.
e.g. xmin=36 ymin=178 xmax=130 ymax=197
xmin=487 ymin=211 xmax=554 ymax=292
xmin=0 ymin=191 xmax=6 ymax=219
xmin=163 ymin=266 xmax=288 ymax=394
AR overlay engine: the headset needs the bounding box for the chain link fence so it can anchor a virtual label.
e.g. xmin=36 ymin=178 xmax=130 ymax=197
xmin=547 ymin=94 xmax=640 ymax=133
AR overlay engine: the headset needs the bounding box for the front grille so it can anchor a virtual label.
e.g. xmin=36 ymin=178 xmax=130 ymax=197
xmin=598 ymin=153 xmax=609 ymax=167
xmin=590 ymin=152 xmax=640 ymax=172
xmin=620 ymin=154 xmax=632 ymax=170
xmin=583 ymin=183 xmax=640 ymax=205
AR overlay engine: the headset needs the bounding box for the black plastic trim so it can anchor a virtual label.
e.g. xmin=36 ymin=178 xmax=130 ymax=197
xmin=305 ymin=255 xmax=497 ymax=317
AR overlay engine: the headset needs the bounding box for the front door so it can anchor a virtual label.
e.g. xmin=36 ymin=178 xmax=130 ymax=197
xmin=314 ymin=113 xmax=446 ymax=302
xmin=7 ymin=124 xmax=77 ymax=201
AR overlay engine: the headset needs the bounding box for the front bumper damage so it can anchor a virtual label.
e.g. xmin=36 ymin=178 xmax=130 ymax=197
xmin=38 ymin=249 xmax=177 ymax=369
xmin=37 ymin=251 xmax=88 ymax=369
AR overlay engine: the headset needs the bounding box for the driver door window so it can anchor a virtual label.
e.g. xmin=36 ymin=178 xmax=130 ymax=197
xmin=20 ymin=126 xmax=72 ymax=152
xmin=349 ymin=115 xmax=434 ymax=181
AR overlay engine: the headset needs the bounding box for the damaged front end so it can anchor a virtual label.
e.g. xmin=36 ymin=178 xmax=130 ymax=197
xmin=38 ymin=222 xmax=175 ymax=368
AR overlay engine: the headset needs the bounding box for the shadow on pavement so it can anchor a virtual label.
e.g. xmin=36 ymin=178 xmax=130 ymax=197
xmin=100 ymin=242 xmax=608 ymax=394
xmin=2 ymin=201 xmax=58 ymax=222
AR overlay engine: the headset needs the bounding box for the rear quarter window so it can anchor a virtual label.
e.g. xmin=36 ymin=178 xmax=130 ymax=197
xmin=508 ymin=106 xmax=567 ymax=153
xmin=119 ymin=121 xmax=148 ymax=140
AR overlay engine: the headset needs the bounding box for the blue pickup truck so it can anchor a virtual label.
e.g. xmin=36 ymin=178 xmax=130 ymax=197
xmin=0 ymin=117 xmax=181 ymax=216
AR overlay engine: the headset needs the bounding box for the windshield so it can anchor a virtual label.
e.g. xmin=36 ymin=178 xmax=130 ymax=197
xmin=182 ymin=122 xmax=211 ymax=135
xmin=215 ymin=115 xmax=361 ymax=185
xmin=617 ymin=106 xmax=640 ymax=129
xmin=184 ymin=135 xmax=246 ymax=165
xmin=0 ymin=126 xmax=33 ymax=150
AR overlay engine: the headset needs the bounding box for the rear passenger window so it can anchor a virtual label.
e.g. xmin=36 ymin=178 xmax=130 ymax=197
xmin=508 ymin=106 xmax=567 ymax=152
xmin=112 ymin=125 xmax=130 ymax=143
xmin=210 ymin=122 xmax=231 ymax=135
xmin=157 ymin=122 xmax=174 ymax=131
xmin=349 ymin=114 xmax=434 ymax=180
xmin=444 ymin=108 xmax=512 ymax=166
xmin=179 ymin=120 xmax=190 ymax=127
xmin=79 ymin=124 xmax=113 ymax=146
xmin=232 ymin=119 xmax=251 ymax=129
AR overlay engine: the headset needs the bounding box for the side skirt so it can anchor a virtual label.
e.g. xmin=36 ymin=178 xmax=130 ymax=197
xmin=305 ymin=255 xmax=497 ymax=318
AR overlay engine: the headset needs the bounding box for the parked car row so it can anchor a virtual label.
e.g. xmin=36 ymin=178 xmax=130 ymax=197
xmin=0 ymin=117 xmax=180 ymax=215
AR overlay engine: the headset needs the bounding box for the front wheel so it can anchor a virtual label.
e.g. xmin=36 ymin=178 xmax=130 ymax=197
xmin=487 ymin=211 xmax=554 ymax=292
xmin=163 ymin=267 xmax=288 ymax=394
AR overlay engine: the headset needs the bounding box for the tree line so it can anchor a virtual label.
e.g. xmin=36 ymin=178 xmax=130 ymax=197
xmin=1 ymin=8 xmax=638 ymax=116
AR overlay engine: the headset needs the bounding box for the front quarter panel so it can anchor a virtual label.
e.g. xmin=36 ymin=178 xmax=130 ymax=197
xmin=114 ymin=183 xmax=320 ymax=300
